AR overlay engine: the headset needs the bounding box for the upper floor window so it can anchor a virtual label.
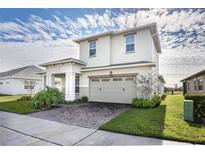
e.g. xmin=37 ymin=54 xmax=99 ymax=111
xmin=198 ymin=78 xmax=203 ymax=91
xmin=89 ymin=41 xmax=96 ymax=57
xmin=125 ymin=34 xmax=135 ymax=53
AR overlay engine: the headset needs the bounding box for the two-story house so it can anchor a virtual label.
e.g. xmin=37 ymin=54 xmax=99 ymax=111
xmin=40 ymin=23 xmax=164 ymax=104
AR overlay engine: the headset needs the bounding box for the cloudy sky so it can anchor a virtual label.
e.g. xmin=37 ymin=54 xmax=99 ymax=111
xmin=0 ymin=8 xmax=205 ymax=87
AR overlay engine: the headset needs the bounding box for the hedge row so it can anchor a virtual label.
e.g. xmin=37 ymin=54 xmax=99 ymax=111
xmin=185 ymin=94 xmax=205 ymax=124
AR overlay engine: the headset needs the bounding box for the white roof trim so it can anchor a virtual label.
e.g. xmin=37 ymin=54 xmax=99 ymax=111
xmin=80 ymin=63 xmax=155 ymax=72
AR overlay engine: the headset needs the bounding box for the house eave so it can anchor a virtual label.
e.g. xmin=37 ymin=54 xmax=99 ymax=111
xmin=180 ymin=69 xmax=205 ymax=82
xmin=80 ymin=63 xmax=155 ymax=72
xmin=39 ymin=58 xmax=86 ymax=67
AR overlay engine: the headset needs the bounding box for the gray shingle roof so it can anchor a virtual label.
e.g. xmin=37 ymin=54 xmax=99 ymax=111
xmin=181 ymin=69 xmax=205 ymax=82
xmin=0 ymin=66 xmax=29 ymax=78
xmin=0 ymin=65 xmax=44 ymax=79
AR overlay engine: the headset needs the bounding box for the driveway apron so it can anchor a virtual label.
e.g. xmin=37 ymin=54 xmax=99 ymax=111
xmin=0 ymin=111 xmax=191 ymax=146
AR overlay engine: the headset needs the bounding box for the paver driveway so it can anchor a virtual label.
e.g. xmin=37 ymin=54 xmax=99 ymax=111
xmin=29 ymin=102 xmax=130 ymax=129
xmin=0 ymin=111 xmax=190 ymax=146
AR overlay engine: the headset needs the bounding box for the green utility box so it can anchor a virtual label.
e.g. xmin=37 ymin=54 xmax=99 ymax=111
xmin=184 ymin=100 xmax=194 ymax=121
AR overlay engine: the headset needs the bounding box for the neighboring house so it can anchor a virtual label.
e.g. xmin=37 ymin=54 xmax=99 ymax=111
xmin=40 ymin=23 xmax=165 ymax=103
xmin=0 ymin=65 xmax=44 ymax=95
xmin=181 ymin=69 xmax=205 ymax=95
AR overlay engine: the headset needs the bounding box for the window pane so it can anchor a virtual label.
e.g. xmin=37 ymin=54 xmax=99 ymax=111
xmin=198 ymin=79 xmax=203 ymax=90
xmin=89 ymin=41 xmax=96 ymax=56
xmin=90 ymin=41 xmax=96 ymax=49
xmin=125 ymin=77 xmax=134 ymax=81
xmin=90 ymin=49 xmax=96 ymax=56
xmin=126 ymin=44 xmax=135 ymax=52
xmin=75 ymin=75 xmax=80 ymax=94
xmin=91 ymin=79 xmax=100 ymax=82
xmin=113 ymin=78 xmax=123 ymax=81
xmin=126 ymin=35 xmax=134 ymax=44
xmin=102 ymin=78 xmax=110 ymax=82
xmin=75 ymin=87 xmax=79 ymax=94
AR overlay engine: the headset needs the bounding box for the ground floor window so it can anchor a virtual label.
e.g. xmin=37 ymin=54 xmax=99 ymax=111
xmin=24 ymin=80 xmax=34 ymax=90
xmin=187 ymin=82 xmax=190 ymax=91
xmin=198 ymin=78 xmax=203 ymax=90
xmin=75 ymin=74 xmax=80 ymax=94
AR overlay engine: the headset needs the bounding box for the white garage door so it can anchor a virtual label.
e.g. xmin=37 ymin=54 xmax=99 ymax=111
xmin=89 ymin=76 xmax=136 ymax=104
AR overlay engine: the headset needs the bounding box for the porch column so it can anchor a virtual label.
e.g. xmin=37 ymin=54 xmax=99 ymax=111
xmin=47 ymin=74 xmax=54 ymax=87
xmin=41 ymin=74 xmax=46 ymax=89
xmin=65 ymin=72 xmax=75 ymax=101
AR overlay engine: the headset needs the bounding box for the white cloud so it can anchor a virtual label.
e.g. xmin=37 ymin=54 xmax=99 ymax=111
xmin=0 ymin=39 xmax=79 ymax=72
xmin=0 ymin=9 xmax=205 ymax=49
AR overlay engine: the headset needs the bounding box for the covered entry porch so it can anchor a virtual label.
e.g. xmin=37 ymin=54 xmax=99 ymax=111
xmin=40 ymin=58 xmax=86 ymax=101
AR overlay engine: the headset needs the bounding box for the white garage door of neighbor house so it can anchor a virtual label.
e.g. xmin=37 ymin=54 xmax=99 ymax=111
xmin=89 ymin=77 xmax=136 ymax=104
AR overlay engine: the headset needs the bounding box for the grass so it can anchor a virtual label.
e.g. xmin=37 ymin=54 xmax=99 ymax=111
xmin=0 ymin=95 xmax=40 ymax=114
xmin=99 ymin=95 xmax=205 ymax=144
xmin=0 ymin=95 xmax=22 ymax=103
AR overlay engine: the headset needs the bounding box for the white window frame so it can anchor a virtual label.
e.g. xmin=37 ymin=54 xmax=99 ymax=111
xmin=89 ymin=41 xmax=96 ymax=57
xmin=125 ymin=34 xmax=135 ymax=53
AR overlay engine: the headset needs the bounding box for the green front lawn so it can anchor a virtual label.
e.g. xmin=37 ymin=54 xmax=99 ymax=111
xmin=0 ymin=101 xmax=40 ymax=114
xmin=100 ymin=95 xmax=205 ymax=144
xmin=0 ymin=95 xmax=22 ymax=103
xmin=0 ymin=96 xmax=39 ymax=114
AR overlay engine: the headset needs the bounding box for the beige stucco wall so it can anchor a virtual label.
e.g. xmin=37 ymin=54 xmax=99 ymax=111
xmin=79 ymin=65 xmax=153 ymax=99
xmin=79 ymin=35 xmax=111 ymax=67
xmin=79 ymin=29 xmax=158 ymax=68
xmin=0 ymin=78 xmax=42 ymax=95
xmin=111 ymin=29 xmax=154 ymax=64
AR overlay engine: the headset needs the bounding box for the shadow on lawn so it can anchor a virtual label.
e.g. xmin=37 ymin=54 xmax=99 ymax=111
xmin=150 ymin=105 xmax=167 ymax=135
xmin=186 ymin=121 xmax=205 ymax=128
xmin=143 ymin=104 xmax=167 ymax=145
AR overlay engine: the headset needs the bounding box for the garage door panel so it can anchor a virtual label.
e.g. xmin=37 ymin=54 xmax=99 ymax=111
xmin=89 ymin=77 xmax=136 ymax=104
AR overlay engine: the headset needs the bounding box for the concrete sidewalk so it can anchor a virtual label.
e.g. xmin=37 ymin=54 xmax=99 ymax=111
xmin=0 ymin=111 xmax=190 ymax=146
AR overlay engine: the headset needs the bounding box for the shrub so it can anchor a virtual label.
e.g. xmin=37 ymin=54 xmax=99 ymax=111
xmin=185 ymin=94 xmax=205 ymax=124
xmin=81 ymin=96 xmax=88 ymax=102
xmin=32 ymin=87 xmax=64 ymax=109
xmin=132 ymin=97 xmax=153 ymax=108
xmin=151 ymin=95 xmax=161 ymax=107
xmin=63 ymin=96 xmax=88 ymax=104
xmin=132 ymin=95 xmax=161 ymax=109
xmin=142 ymin=99 xmax=153 ymax=108
xmin=161 ymin=94 xmax=167 ymax=101
xmin=17 ymin=96 xmax=32 ymax=101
